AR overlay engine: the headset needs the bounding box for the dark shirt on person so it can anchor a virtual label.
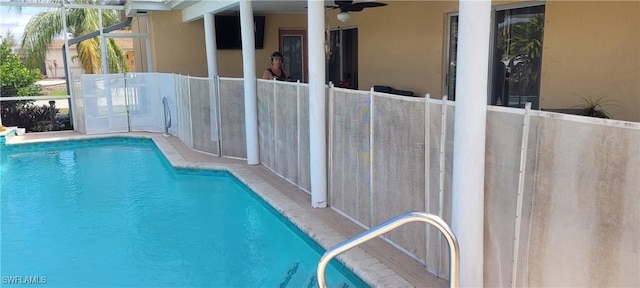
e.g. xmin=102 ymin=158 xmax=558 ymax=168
xmin=267 ymin=68 xmax=288 ymax=81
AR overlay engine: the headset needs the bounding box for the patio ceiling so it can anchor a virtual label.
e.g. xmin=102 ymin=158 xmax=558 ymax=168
xmin=1 ymin=0 xmax=380 ymax=15
xmin=124 ymin=0 xmax=364 ymax=19
xmin=0 ymin=0 xmax=127 ymax=9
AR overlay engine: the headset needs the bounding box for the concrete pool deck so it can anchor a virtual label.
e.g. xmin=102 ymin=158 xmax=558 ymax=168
xmin=4 ymin=131 xmax=448 ymax=288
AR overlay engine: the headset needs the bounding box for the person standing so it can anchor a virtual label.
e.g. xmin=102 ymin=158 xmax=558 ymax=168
xmin=262 ymin=51 xmax=289 ymax=81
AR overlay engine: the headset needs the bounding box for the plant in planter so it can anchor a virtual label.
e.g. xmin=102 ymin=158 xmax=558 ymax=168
xmin=576 ymin=96 xmax=620 ymax=119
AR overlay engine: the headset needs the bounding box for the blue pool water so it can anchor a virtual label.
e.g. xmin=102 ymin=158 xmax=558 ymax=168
xmin=0 ymin=138 xmax=368 ymax=287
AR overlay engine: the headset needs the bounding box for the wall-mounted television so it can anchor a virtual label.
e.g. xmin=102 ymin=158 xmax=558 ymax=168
xmin=215 ymin=15 xmax=265 ymax=50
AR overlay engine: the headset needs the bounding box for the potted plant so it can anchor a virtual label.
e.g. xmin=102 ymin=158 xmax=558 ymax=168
xmin=576 ymin=96 xmax=620 ymax=119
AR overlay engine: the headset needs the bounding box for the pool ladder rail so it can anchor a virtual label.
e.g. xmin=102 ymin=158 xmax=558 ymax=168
xmin=162 ymin=97 xmax=171 ymax=136
xmin=316 ymin=212 xmax=460 ymax=288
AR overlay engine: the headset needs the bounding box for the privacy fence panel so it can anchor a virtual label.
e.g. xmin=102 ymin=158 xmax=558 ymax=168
xmin=258 ymin=81 xmax=276 ymax=168
xmin=329 ymin=89 xmax=372 ymax=227
xmin=483 ymin=108 xmax=528 ymax=287
xmin=126 ymin=73 xmax=164 ymax=133
xmin=525 ymin=115 xmax=640 ymax=287
xmin=219 ymin=78 xmax=246 ymax=159
xmin=514 ymin=114 xmax=539 ymax=287
xmin=258 ymin=81 xmax=310 ymax=192
xmin=189 ymin=77 xmax=218 ymax=155
xmin=371 ymin=93 xmax=427 ymax=261
xmin=72 ymin=76 xmax=86 ymax=134
xmin=174 ymin=75 xmax=192 ymax=148
xmin=82 ymin=74 xmax=128 ymax=134
xmin=425 ymin=99 xmax=441 ymax=275
xmin=273 ymin=82 xmax=299 ymax=183
xmin=297 ymin=86 xmax=311 ymax=192
xmin=439 ymin=102 xmax=455 ymax=278
xmin=422 ymin=99 xmax=455 ymax=278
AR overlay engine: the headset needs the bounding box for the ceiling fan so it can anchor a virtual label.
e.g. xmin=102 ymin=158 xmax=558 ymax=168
xmin=329 ymin=0 xmax=388 ymax=22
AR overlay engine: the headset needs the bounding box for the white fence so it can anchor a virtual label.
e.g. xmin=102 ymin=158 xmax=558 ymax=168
xmin=72 ymin=73 xmax=173 ymax=135
xmin=73 ymin=73 xmax=640 ymax=287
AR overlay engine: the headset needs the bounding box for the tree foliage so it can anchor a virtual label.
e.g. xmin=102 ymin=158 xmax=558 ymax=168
xmin=0 ymin=33 xmax=62 ymax=132
xmin=1 ymin=33 xmax=41 ymax=98
xmin=18 ymin=0 xmax=128 ymax=74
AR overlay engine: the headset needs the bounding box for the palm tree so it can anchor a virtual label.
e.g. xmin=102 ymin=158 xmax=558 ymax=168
xmin=13 ymin=0 xmax=128 ymax=74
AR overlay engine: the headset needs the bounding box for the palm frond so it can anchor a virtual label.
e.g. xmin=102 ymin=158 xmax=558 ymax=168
xmin=19 ymin=4 xmax=127 ymax=74
xmin=76 ymin=38 xmax=101 ymax=73
xmin=106 ymin=38 xmax=128 ymax=73
xmin=20 ymin=10 xmax=63 ymax=69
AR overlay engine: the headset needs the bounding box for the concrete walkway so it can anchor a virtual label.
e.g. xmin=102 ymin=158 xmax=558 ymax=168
xmin=37 ymin=79 xmax=67 ymax=86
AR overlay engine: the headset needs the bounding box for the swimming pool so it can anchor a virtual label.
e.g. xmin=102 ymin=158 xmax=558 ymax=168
xmin=0 ymin=137 xmax=368 ymax=287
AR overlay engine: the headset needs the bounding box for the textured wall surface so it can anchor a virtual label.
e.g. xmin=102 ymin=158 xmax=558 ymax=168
xmin=257 ymin=80 xmax=311 ymax=193
xmin=526 ymin=116 xmax=639 ymax=287
xmin=189 ymin=77 xmax=218 ymax=155
xmin=218 ymin=78 xmax=246 ymax=159
xmin=330 ymin=89 xmax=372 ymax=227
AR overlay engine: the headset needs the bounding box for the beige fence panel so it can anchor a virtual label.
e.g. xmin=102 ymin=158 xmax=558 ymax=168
xmin=189 ymin=76 xmax=218 ymax=155
xmin=258 ymin=81 xmax=311 ymax=192
xmin=219 ymin=78 xmax=246 ymax=159
xmin=513 ymin=113 xmax=539 ymax=287
xmin=525 ymin=114 xmax=640 ymax=287
xmin=174 ymin=75 xmax=192 ymax=149
xmin=423 ymin=98 xmax=454 ymax=278
xmin=273 ymin=82 xmax=299 ymax=182
xmin=72 ymin=76 xmax=86 ymax=134
xmin=483 ymin=107 xmax=534 ymax=287
xmin=329 ymin=88 xmax=372 ymax=227
xmin=258 ymin=80 xmax=275 ymax=167
xmin=297 ymin=86 xmax=311 ymax=192
xmin=371 ymin=92 xmax=428 ymax=264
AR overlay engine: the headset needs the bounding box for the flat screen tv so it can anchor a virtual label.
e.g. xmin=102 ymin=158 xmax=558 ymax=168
xmin=215 ymin=15 xmax=265 ymax=50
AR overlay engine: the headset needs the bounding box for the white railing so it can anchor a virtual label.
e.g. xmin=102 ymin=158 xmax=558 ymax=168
xmin=316 ymin=212 xmax=460 ymax=288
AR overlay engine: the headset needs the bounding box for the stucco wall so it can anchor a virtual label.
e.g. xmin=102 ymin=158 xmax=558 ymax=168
xmin=350 ymin=1 xmax=456 ymax=97
xmin=148 ymin=11 xmax=208 ymax=77
xmin=147 ymin=1 xmax=639 ymax=122
xmin=216 ymin=13 xmax=308 ymax=78
xmin=540 ymin=1 xmax=640 ymax=122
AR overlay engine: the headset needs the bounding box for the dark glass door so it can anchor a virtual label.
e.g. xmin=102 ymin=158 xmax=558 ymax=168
xmin=327 ymin=27 xmax=357 ymax=89
xmin=491 ymin=5 xmax=545 ymax=108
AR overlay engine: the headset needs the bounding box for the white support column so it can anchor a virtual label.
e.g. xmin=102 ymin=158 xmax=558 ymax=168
xmin=61 ymin=4 xmax=76 ymax=129
xmin=99 ymin=8 xmax=109 ymax=75
xmin=203 ymin=13 xmax=219 ymax=77
xmin=308 ymin=0 xmax=327 ymax=208
xmin=204 ymin=12 xmax=220 ymax=144
xmin=451 ymin=0 xmax=491 ymax=287
xmin=239 ymin=0 xmax=259 ymax=165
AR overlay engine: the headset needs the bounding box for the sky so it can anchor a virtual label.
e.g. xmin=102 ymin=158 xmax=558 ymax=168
xmin=0 ymin=6 xmax=44 ymax=44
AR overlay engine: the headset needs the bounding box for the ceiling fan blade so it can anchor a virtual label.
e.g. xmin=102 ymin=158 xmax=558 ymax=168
xmin=306 ymin=5 xmax=340 ymax=9
xmin=350 ymin=2 xmax=387 ymax=10
xmin=335 ymin=0 xmax=355 ymax=6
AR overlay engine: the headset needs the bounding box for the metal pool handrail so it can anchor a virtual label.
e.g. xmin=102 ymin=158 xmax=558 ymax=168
xmin=316 ymin=211 xmax=460 ymax=288
xmin=162 ymin=97 xmax=171 ymax=136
